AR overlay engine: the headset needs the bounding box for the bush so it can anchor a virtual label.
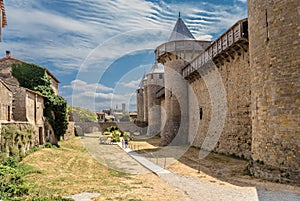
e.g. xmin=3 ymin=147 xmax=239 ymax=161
xmin=123 ymin=132 xmax=130 ymax=140
xmin=111 ymin=131 xmax=120 ymax=142
xmin=44 ymin=142 xmax=53 ymax=148
xmin=0 ymin=157 xmax=43 ymax=200
xmin=31 ymin=196 xmax=74 ymax=201
xmin=0 ymin=162 xmax=29 ymax=199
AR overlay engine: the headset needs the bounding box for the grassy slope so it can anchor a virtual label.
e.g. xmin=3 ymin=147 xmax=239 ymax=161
xmin=21 ymin=137 xmax=184 ymax=201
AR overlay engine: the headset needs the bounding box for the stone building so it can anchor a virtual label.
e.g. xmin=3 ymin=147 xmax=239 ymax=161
xmin=0 ymin=79 xmax=12 ymax=122
xmin=137 ymin=0 xmax=299 ymax=183
xmin=0 ymin=51 xmax=60 ymax=94
xmin=0 ymin=52 xmax=63 ymax=146
xmin=6 ymin=84 xmax=46 ymax=145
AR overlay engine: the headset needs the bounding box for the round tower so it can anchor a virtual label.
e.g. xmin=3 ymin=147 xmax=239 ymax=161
xmin=136 ymin=74 xmax=146 ymax=122
xmin=146 ymin=63 xmax=164 ymax=136
xmin=248 ymin=0 xmax=300 ymax=182
xmin=136 ymin=87 xmax=144 ymax=121
xmin=142 ymin=76 xmax=148 ymax=122
xmin=155 ymin=15 xmax=211 ymax=145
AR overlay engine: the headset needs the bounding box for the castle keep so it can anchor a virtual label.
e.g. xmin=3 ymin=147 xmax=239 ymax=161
xmin=137 ymin=0 xmax=299 ymax=183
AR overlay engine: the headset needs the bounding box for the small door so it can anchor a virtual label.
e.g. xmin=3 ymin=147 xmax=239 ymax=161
xmin=39 ymin=127 xmax=43 ymax=145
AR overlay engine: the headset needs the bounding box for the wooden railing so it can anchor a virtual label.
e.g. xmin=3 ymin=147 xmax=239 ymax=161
xmin=155 ymin=40 xmax=211 ymax=60
xmin=182 ymin=18 xmax=248 ymax=78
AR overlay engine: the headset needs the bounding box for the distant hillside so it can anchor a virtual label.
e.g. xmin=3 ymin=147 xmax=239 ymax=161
xmin=69 ymin=106 xmax=97 ymax=122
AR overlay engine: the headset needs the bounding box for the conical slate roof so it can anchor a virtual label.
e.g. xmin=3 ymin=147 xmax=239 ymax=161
xmin=149 ymin=63 xmax=164 ymax=74
xmin=169 ymin=16 xmax=195 ymax=41
xmin=138 ymin=73 xmax=146 ymax=88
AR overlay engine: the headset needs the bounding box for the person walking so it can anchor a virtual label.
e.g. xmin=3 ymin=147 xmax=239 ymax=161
xmin=121 ymin=138 xmax=125 ymax=149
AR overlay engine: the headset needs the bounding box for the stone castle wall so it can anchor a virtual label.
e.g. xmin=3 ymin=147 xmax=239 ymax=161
xmin=248 ymin=0 xmax=300 ymax=183
xmin=136 ymin=1 xmax=299 ymax=183
xmin=188 ymin=48 xmax=252 ymax=159
xmin=146 ymin=72 xmax=164 ymax=136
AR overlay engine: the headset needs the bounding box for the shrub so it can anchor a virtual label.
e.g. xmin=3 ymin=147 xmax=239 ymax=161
xmin=111 ymin=132 xmax=120 ymax=142
xmin=44 ymin=142 xmax=54 ymax=148
xmin=123 ymin=132 xmax=130 ymax=140
xmin=0 ymin=157 xmax=43 ymax=200
xmin=0 ymin=163 xmax=29 ymax=199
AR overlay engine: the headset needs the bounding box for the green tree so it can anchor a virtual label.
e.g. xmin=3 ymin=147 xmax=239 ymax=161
xmin=12 ymin=63 xmax=68 ymax=142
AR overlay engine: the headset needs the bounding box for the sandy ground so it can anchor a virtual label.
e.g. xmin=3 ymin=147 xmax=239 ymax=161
xmin=129 ymin=136 xmax=300 ymax=195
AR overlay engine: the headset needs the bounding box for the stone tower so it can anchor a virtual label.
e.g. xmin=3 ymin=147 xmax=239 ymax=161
xmin=146 ymin=63 xmax=164 ymax=136
xmin=248 ymin=0 xmax=300 ymax=182
xmin=136 ymin=76 xmax=144 ymax=121
xmin=155 ymin=15 xmax=211 ymax=145
xmin=142 ymin=75 xmax=148 ymax=122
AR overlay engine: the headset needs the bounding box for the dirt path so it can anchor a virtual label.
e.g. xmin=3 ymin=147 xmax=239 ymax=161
xmin=81 ymin=133 xmax=150 ymax=174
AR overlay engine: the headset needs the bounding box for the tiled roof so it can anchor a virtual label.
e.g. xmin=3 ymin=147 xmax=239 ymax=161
xmin=0 ymin=0 xmax=7 ymax=27
xmin=0 ymin=57 xmax=60 ymax=83
xmin=169 ymin=17 xmax=195 ymax=41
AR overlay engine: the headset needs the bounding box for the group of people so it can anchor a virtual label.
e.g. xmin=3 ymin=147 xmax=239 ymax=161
xmin=121 ymin=138 xmax=129 ymax=149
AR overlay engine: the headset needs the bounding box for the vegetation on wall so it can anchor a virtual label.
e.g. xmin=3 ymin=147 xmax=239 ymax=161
xmin=11 ymin=62 xmax=68 ymax=141
xmin=68 ymin=106 xmax=97 ymax=122
xmin=0 ymin=124 xmax=34 ymax=160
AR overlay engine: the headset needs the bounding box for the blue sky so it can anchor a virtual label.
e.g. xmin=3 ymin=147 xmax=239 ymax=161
xmin=0 ymin=0 xmax=247 ymax=111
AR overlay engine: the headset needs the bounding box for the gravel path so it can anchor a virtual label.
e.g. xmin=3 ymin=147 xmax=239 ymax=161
xmin=78 ymin=134 xmax=300 ymax=201
xmin=81 ymin=134 xmax=150 ymax=174
xmin=158 ymin=173 xmax=300 ymax=201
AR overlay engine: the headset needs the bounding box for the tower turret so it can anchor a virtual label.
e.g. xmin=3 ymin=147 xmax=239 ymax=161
xmin=155 ymin=15 xmax=211 ymax=145
xmin=146 ymin=63 xmax=164 ymax=136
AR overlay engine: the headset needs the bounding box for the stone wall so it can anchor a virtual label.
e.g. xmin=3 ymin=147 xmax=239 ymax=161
xmin=9 ymin=84 xmax=27 ymax=122
xmin=146 ymin=72 xmax=164 ymax=136
xmin=64 ymin=121 xmax=75 ymax=140
xmin=0 ymin=122 xmax=35 ymax=158
xmin=75 ymin=121 xmax=147 ymax=134
xmin=156 ymin=40 xmax=210 ymax=145
xmin=248 ymin=0 xmax=300 ymax=183
xmin=136 ymin=88 xmax=144 ymax=121
xmin=0 ymin=80 xmax=12 ymax=122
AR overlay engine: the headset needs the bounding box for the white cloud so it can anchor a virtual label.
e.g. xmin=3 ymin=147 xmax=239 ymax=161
xmin=63 ymin=79 xmax=113 ymax=92
xmin=121 ymin=79 xmax=141 ymax=89
xmin=2 ymin=0 xmax=247 ymax=110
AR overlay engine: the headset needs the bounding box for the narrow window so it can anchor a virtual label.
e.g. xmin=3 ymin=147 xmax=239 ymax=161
xmin=159 ymin=74 xmax=163 ymax=79
xmin=151 ymin=74 xmax=153 ymax=80
xmin=7 ymin=106 xmax=11 ymax=121
xmin=199 ymin=107 xmax=203 ymax=120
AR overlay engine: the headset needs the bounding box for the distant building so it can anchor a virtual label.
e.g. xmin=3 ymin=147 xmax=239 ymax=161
xmin=122 ymin=103 xmax=126 ymax=112
xmin=129 ymin=112 xmax=137 ymax=121
xmin=96 ymin=112 xmax=105 ymax=122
